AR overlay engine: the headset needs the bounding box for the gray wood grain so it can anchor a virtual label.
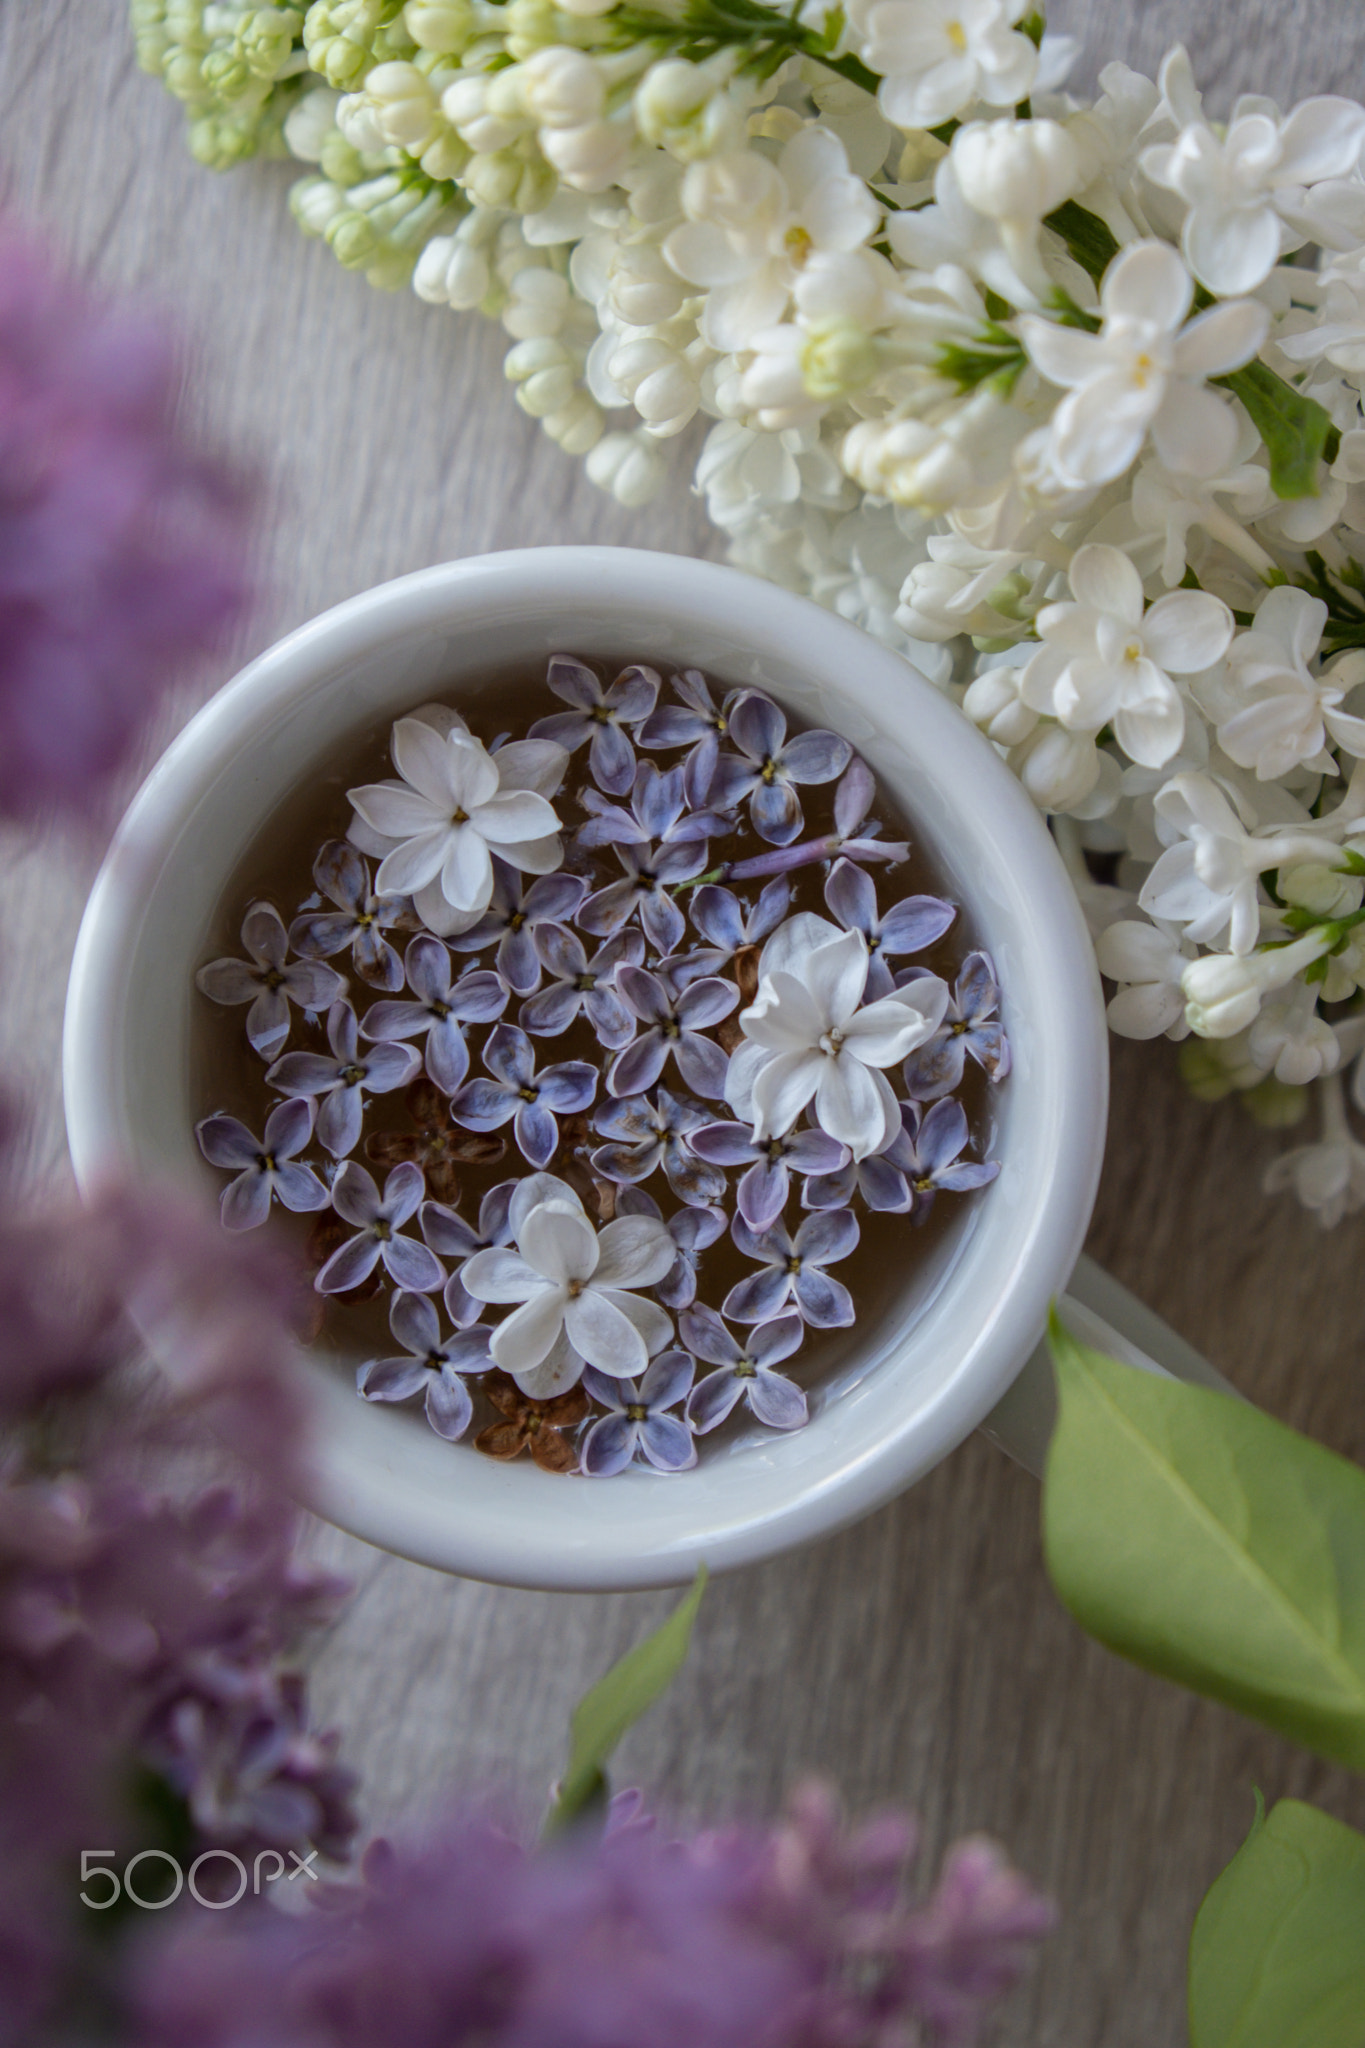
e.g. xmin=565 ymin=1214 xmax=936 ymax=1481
xmin=5 ymin=4 xmax=1365 ymax=2042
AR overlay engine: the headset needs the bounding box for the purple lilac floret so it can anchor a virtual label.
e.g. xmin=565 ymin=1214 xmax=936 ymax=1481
xmin=357 ymin=1290 xmax=492 ymax=1441
xmin=195 ymin=1097 xmax=329 ymax=1232
xmin=607 ymin=967 xmax=736 ymax=1099
xmin=519 ymin=925 xmax=642 ymax=1045
xmin=892 ymin=1098 xmax=1001 ymax=1221
xmin=528 ymin=655 xmax=660 ymax=794
xmin=421 ymin=1181 xmax=517 ymax=1326
xmin=689 ymin=876 xmax=791 ymax=964
xmin=268 ymin=999 xmax=420 ymax=1158
xmin=578 ymin=833 xmax=711 ymax=954
xmin=801 ymin=1139 xmax=916 ymax=1215
xmin=448 ymin=860 xmax=589 ymax=995
xmin=824 ymin=858 xmax=955 ymax=999
xmin=450 ymin=1022 xmax=597 ymax=1169
xmin=580 ymin=1352 xmax=696 ymax=1474
xmin=637 ymin=668 xmax=734 ymax=806
xmin=720 ymin=758 xmax=911 ymax=883
xmin=315 ymin=1161 xmax=445 ymax=1295
xmin=576 ymin=759 xmax=726 ymax=854
xmin=590 ymin=1088 xmax=726 ymax=1206
xmin=689 ymin=1121 xmax=849 ymax=1233
xmin=289 ymin=840 xmax=413 ymax=993
xmin=900 ymin=952 xmax=1012 ymax=1097
xmin=359 ymin=935 xmax=508 ymax=1096
xmin=707 ymin=691 xmax=853 ymax=846
xmin=723 ymin=1210 xmax=860 ymax=1328
xmin=681 ymin=1305 xmax=808 ymax=1432
xmin=196 ymin=903 xmax=343 ymax=1060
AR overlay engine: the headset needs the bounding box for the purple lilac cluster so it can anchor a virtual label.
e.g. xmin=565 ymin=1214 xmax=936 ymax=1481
xmin=194 ymin=660 xmax=1007 ymax=1477
xmin=134 ymin=1782 xmax=1053 ymax=2048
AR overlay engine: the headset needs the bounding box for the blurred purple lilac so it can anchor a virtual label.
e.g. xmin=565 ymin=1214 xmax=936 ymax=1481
xmin=577 ymin=834 xmax=710 ymax=954
xmin=892 ymin=1098 xmax=1000 ymax=1223
xmin=616 ymin=1188 xmax=727 ymax=1310
xmin=196 ymin=903 xmax=342 ymax=1061
xmin=289 ymin=841 xmax=413 ymax=994
xmin=450 ymin=1023 xmax=596 ymax=1169
xmin=723 ymin=1209 xmax=859 ymax=1327
xmin=421 ymin=1182 xmax=517 ymax=1327
xmin=893 ymin=1834 xmax=1058 ymax=2043
xmin=590 ymin=1088 xmax=726 ymax=1206
xmin=359 ymin=936 xmax=508 ymax=1096
xmin=689 ymin=877 xmax=790 ymax=965
xmin=267 ymin=999 xmax=420 ymax=1158
xmin=681 ymin=1306 xmax=807 ymax=1432
xmin=707 ymin=693 xmax=852 ymax=846
xmin=576 ymin=759 xmax=725 ymax=855
xmin=449 ymin=860 xmax=589 ymax=995
xmin=0 ymin=220 xmax=251 ymax=818
xmin=528 ymin=656 xmax=660 ymax=795
xmin=607 ymin=967 xmax=735 ymax=1099
xmin=637 ymin=668 xmax=735 ymax=806
xmin=580 ymin=1352 xmax=696 ymax=1475
xmin=900 ymin=952 xmax=1011 ymax=1098
xmin=519 ymin=926 xmax=642 ymax=1047
xmin=315 ymin=1161 xmax=445 ymax=1294
xmin=823 ymin=859 xmax=955 ymax=1000
xmin=195 ymin=1097 xmax=329 ymax=1232
xmin=357 ymin=1291 xmax=492 ymax=1441
xmin=721 ymin=758 xmax=910 ymax=884
xmin=689 ymin=1121 xmax=848 ymax=1233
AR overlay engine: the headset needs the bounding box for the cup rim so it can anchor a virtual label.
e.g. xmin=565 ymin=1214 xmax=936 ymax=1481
xmin=63 ymin=547 xmax=1107 ymax=1588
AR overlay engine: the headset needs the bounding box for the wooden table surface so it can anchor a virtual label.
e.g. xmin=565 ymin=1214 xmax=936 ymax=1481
xmin=8 ymin=4 xmax=1365 ymax=2039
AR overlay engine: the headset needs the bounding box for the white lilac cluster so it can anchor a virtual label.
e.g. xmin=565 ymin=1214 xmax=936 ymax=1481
xmin=193 ymin=661 xmax=1004 ymax=1474
xmin=140 ymin=5 xmax=1365 ymax=1223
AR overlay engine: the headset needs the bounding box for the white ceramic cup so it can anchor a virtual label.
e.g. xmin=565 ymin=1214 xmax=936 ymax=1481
xmin=63 ymin=547 xmax=1198 ymax=1591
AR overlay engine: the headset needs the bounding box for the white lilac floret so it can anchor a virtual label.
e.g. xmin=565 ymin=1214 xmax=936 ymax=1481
xmin=195 ymin=1097 xmax=330 ymax=1232
xmin=608 ymin=966 xmax=737 ymax=1099
xmin=823 ymin=858 xmax=956 ymax=1000
xmin=901 ymin=952 xmax=1012 ymax=1097
xmin=315 ymin=1160 xmax=447 ymax=1295
xmin=289 ymin=839 xmax=413 ymax=993
xmin=726 ymin=915 xmax=948 ymax=1159
xmin=519 ymin=925 xmax=643 ymax=1045
xmin=528 ymin=656 xmax=659 ymax=796
xmin=357 ymin=1291 xmax=493 ymax=1441
xmin=347 ymin=716 xmax=568 ymax=936
xmin=196 ymin=902 xmax=343 ymax=1060
xmin=459 ymin=1177 xmax=675 ymax=1381
xmin=579 ymin=1353 xmax=697 ymax=1474
xmin=615 ymin=1187 xmax=729 ymax=1311
xmin=707 ymin=694 xmax=853 ymax=847
xmin=359 ymin=935 xmax=508 ymax=1096
xmin=450 ymin=1022 xmax=597 ymax=1169
xmin=723 ymin=1209 xmax=860 ymax=1328
xmin=448 ymin=862 xmax=590 ymax=995
xmin=688 ymin=1121 xmax=850 ymax=1233
xmin=590 ymin=1088 xmax=727 ymax=1206
xmin=268 ymin=997 xmax=421 ymax=1158
xmin=681 ymin=1305 xmax=809 ymax=1432
xmin=637 ymin=669 xmax=735 ymax=808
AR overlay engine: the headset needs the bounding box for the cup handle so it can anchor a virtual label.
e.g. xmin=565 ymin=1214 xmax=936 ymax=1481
xmin=978 ymin=1254 xmax=1238 ymax=1478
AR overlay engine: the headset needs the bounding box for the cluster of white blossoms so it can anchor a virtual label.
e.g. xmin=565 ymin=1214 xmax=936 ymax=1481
xmin=142 ymin=0 xmax=1365 ymax=1222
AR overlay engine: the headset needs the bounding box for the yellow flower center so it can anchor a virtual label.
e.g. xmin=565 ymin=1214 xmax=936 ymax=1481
xmin=946 ymin=18 xmax=968 ymax=50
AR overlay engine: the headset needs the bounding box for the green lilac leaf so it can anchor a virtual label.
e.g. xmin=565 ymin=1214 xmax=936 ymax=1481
xmin=545 ymin=1566 xmax=708 ymax=1836
xmin=1042 ymin=1314 xmax=1365 ymax=1771
xmin=1043 ymin=201 xmax=1120 ymax=285
xmin=1189 ymin=1798 xmax=1365 ymax=2048
xmin=1215 ymin=360 xmax=1336 ymax=501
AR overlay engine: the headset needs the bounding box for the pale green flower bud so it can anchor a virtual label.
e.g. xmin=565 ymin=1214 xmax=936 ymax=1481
xmin=505 ymin=336 xmax=578 ymax=415
xmin=635 ymin=54 xmax=742 ymax=162
xmin=1242 ymin=1076 xmax=1310 ymax=1128
xmin=132 ymin=0 xmax=174 ymax=74
xmin=163 ymin=47 xmax=209 ymax=101
xmin=1278 ymin=861 xmax=1364 ymax=919
xmin=543 ymin=389 xmax=603 ymax=453
xmin=318 ymin=128 xmax=370 ymax=180
xmin=305 ymin=0 xmax=412 ymax=86
xmin=201 ymin=45 xmax=254 ymax=101
xmin=1181 ymin=930 xmax=1333 ymax=1040
xmin=1178 ymin=1032 xmax=1262 ymax=1100
xmin=464 ymin=146 xmax=555 ymax=212
xmin=504 ymin=0 xmax=605 ymax=59
xmin=290 ymin=172 xmax=348 ymax=235
xmin=586 ymin=428 xmax=666 ymax=506
xmin=799 ymin=321 xmax=877 ymax=402
xmin=405 ymin=0 xmax=477 ymax=51
xmin=284 ymin=84 xmax=342 ymax=159
xmin=242 ymin=8 xmax=303 ymax=78
xmin=325 ymin=205 xmax=381 ymax=267
xmin=190 ymin=109 xmax=267 ymax=167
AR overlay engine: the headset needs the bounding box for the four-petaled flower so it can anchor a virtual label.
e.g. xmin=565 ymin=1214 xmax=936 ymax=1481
xmin=195 ymin=1096 xmax=330 ymax=1232
xmin=450 ymin=1023 xmax=597 ymax=1169
xmin=196 ymin=902 xmax=343 ymax=1060
xmin=590 ymin=1088 xmax=727 ymax=1206
xmin=580 ymin=1354 xmax=696 ymax=1475
xmin=722 ymin=1208 xmax=860 ymax=1327
xmin=448 ymin=861 xmax=589 ymax=995
xmin=519 ymin=927 xmax=643 ymax=1047
xmin=366 ymin=1077 xmax=507 ymax=1205
xmin=421 ymin=1181 xmax=516 ymax=1326
xmin=577 ymin=833 xmax=711 ymax=955
xmin=708 ymin=693 xmax=853 ymax=846
xmin=268 ymin=998 xmax=421 ymax=1158
xmin=289 ymin=839 xmax=414 ymax=993
xmin=824 ymin=858 xmax=955 ymax=999
xmin=357 ymin=1291 xmax=492 ymax=1441
xmin=845 ymin=0 xmax=1039 ymax=132
xmin=901 ymin=952 xmax=1012 ymax=1098
xmin=359 ymin=935 xmax=508 ymax=1097
xmin=528 ymin=656 xmax=659 ymax=796
xmin=681 ymin=1305 xmax=808 ymax=1432
xmin=638 ymin=668 xmax=734 ymax=807
xmin=315 ymin=1160 xmax=447 ymax=1295
xmin=473 ymin=1373 xmax=589 ymax=1472
xmin=688 ymin=1120 xmax=849 ymax=1233
xmin=348 ymin=716 xmax=567 ymax=936
xmin=607 ymin=967 xmax=737 ymax=1100
xmin=726 ymin=914 xmax=948 ymax=1159
xmin=460 ymin=1177 xmax=675 ymax=1380
xmin=893 ymin=1097 xmax=1000 ymax=1221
